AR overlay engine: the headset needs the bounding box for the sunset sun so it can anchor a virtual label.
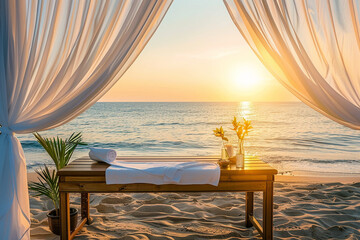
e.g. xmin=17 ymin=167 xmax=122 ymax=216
xmin=233 ymin=65 xmax=263 ymax=90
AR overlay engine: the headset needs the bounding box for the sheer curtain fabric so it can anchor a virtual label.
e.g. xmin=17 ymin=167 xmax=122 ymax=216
xmin=0 ymin=0 xmax=172 ymax=239
xmin=224 ymin=0 xmax=360 ymax=129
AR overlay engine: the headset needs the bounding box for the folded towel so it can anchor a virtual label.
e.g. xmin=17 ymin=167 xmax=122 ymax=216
xmin=106 ymin=161 xmax=220 ymax=186
xmin=89 ymin=147 xmax=117 ymax=164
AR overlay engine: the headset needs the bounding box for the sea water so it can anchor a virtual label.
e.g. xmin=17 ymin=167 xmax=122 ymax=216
xmin=19 ymin=102 xmax=360 ymax=176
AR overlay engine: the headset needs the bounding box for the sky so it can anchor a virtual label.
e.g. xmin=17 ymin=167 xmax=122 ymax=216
xmin=100 ymin=0 xmax=298 ymax=102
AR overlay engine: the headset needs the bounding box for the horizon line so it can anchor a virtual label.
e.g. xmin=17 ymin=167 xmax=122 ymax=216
xmin=97 ymin=100 xmax=301 ymax=103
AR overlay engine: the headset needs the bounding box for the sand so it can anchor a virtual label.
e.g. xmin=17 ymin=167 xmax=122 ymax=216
xmin=29 ymin=173 xmax=360 ymax=240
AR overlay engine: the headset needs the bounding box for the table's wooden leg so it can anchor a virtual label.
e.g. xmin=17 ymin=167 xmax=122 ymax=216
xmin=245 ymin=192 xmax=254 ymax=227
xmin=81 ymin=193 xmax=92 ymax=224
xmin=263 ymin=181 xmax=274 ymax=240
xmin=60 ymin=192 xmax=70 ymax=240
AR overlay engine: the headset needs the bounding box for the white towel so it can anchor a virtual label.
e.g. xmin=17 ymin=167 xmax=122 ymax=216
xmin=89 ymin=147 xmax=117 ymax=164
xmin=106 ymin=161 xmax=220 ymax=186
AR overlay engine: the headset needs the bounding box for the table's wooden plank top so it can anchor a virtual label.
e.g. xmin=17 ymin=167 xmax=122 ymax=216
xmin=58 ymin=156 xmax=277 ymax=177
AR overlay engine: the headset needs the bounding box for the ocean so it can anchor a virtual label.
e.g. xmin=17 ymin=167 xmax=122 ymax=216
xmin=19 ymin=102 xmax=360 ymax=176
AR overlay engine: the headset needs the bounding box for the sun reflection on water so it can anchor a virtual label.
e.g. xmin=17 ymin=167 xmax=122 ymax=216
xmin=237 ymin=101 xmax=253 ymax=119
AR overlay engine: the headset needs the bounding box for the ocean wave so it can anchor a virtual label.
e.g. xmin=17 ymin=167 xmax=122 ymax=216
xmin=142 ymin=122 xmax=183 ymax=126
xmin=268 ymin=159 xmax=360 ymax=164
xmin=271 ymin=137 xmax=340 ymax=144
xmin=271 ymin=137 xmax=359 ymax=146
xmin=21 ymin=140 xmax=43 ymax=149
xmin=267 ymin=137 xmax=360 ymax=152
xmin=142 ymin=121 xmax=229 ymax=126
xmin=205 ymin=121 xmax=231 ymax=125
xmin=89 ymin=140 xmax=205 ymax=149
xmin=26 ymin=162 xmax=55 ymax=171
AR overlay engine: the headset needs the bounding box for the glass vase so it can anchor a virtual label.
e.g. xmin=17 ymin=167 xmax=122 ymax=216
xmin=236 ymin=140 xmax=244 ymax=168
xmin=221 ymin=143 xmax=229 ymax=160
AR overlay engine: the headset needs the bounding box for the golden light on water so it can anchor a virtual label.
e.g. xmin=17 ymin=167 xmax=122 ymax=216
xmin=238 ymin=101 xmax=252 ymax=119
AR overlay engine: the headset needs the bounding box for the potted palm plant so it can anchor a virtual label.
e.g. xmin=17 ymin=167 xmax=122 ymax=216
xmin=29 ymin=132 xmax=85 ymax=235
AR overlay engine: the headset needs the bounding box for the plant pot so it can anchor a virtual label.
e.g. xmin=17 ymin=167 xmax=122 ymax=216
xmin=236 ymin=153 xmax=244 ymax=168
xmin=47 ymin=208 xmax=78 ymax=235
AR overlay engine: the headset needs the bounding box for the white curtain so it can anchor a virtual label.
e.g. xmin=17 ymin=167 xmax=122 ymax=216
xmin=0 ymin=0 xmax=172 ymax=239
xmin=224 ymin=0 xmax=360 ymax=129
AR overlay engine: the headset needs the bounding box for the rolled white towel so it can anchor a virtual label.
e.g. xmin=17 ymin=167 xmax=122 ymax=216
xmin=89 ymin=147 xmax=117 ymax=164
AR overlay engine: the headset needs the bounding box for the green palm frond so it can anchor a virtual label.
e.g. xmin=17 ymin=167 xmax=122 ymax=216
xmin=33 ymin=132 xmax=86 ymax=171
xmin=29 ymin=165 xmax=59 ymax=211
xmin=64 ymin=132 xmax=86 ymax=165
xmin=30 ymin=132 xmax=86 ymax=215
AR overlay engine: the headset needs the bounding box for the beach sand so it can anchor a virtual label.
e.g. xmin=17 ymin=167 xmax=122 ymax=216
xmin=29 ymin=173 xmax=360 ymax=240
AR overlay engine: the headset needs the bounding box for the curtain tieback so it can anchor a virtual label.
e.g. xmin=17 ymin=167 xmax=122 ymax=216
xmin=0 ymin=125 xmax=15 ymax=136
